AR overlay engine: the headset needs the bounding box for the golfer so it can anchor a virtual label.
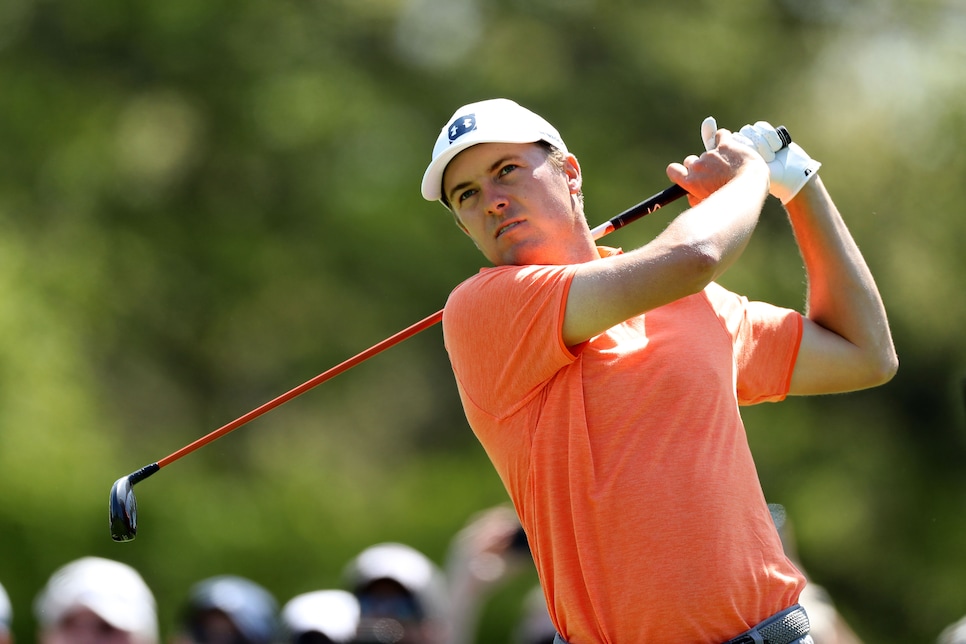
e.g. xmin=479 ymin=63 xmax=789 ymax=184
xmin=421 ymin=99 xmax=896 ymax=644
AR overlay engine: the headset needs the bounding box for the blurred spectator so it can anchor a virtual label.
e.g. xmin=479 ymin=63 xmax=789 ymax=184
xmin=1 ymin=579 xmax=11 ymax=644
xmin=796 ymin=584 xmax=863 ymax=644
xmin=511 ymin=586 xmax=555 ymax=644
xmin=444 ymin=506 xmax=534 ymax=644
xmin=33 ymin=556 xmax=158 ymax=644
xmin=343 ymin=543 xmax=449 ymax=644
xmin=171 ymin=576 xmax=279 ymax=644
xmin=939 ymin=615 xmax=966 ymax=644
xmin=769 ymin=504 xmax=864 ymax=644
xmin=280 ymin=590 xmax=359 ymax=644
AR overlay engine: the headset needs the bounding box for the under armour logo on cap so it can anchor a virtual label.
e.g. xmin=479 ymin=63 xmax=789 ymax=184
xmin=448 ymin=114 xmax=477 ymax=142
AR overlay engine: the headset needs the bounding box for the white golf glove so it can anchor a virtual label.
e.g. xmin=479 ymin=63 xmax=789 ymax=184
xmin=701 ymin=117 xmax=821 ymax=204
xmin=738 ymin=121 xmax=821 ymax=204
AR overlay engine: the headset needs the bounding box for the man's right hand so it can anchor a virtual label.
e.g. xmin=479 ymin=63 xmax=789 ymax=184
xmin=666 ymin=116 xmax=768 ymax=206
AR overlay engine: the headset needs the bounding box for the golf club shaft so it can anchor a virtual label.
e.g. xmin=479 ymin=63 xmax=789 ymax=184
xmin=156 ymin=309 xmax=444 ymax=469
xmin=132 ymin=182 xmax=690 ymax=480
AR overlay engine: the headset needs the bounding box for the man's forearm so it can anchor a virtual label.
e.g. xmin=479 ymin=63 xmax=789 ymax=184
xmin=564 ymin=163 xmax=768 ymax=346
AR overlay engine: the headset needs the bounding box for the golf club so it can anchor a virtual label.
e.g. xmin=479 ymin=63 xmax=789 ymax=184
xmin=109 ymin=308 xmax=444 ymax=541
xmin=110 ymin=126 xmax=791 ymax=541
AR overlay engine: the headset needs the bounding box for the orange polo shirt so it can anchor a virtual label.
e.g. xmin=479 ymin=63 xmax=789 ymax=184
xmin=442 ymin=254 xmax=806 ymax=643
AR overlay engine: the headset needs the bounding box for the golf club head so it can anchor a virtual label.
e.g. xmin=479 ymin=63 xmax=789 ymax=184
xmin=109 ymin=475 xmax=137 ymax=542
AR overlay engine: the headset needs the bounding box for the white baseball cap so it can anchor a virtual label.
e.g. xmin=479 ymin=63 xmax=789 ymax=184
xmin=281 ymin=590 xmax=359 ymax=643
xmin=0 ymin=580 xmax=11 ymax=633
xmin=183 ymin=575 xmax=279 ymax=644
xmin=342 ymin=542 xmax=449 ymax=622
xmin=940 ymin=615 xmax=966 ymax=644
xmin=34 ymin=557 xmax=158 ymax=644
xmin=421 ymin=98 xmax=569 ymax=202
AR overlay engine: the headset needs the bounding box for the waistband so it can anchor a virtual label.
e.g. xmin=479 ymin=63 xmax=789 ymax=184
xmin=723 ymin=603 xmax=811 ymax=644
xmin=551 ymin=604 xmax=811 ymax=644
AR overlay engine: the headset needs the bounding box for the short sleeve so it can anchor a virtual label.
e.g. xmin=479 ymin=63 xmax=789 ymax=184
xmin=704 ymin=282 xmax=804 ymax=405
xmin=443 ymin=265 xmax=579 ymax=418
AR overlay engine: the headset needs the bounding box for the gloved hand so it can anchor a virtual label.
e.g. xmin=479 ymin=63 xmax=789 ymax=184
xmin=700 ymin=117 xmax=821 ymax=204
xmin=737 ymin=120 xmax=821 ymax=204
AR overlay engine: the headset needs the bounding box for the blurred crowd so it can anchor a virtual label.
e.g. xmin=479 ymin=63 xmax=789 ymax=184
xmin=1 ymin=505 xmax=541 ymax=644
xmin=0 ymin=505 xmax=959 ymax=644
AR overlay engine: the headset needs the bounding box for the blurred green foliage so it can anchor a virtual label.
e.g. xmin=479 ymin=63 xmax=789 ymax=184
xmin=1 ymin=0 xmax=964 ymax=642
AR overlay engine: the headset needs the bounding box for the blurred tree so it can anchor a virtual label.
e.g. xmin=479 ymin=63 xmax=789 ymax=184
xmin=0 ymin=0 xmax=963 ymax=642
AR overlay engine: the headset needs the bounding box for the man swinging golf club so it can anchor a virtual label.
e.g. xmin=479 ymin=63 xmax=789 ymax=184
xmin=422 ymin=98 xmax=897 ymax=643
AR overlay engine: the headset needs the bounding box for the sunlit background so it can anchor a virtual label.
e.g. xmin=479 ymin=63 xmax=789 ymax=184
xmin=1 ymin=0 xmax=964 ymax=641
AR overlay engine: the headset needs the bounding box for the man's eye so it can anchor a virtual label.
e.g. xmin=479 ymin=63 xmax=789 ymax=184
xmin=458 ymin=188 xmax=477 ymax=203
xmin=499 ymin=164 xmax=518 ymax=176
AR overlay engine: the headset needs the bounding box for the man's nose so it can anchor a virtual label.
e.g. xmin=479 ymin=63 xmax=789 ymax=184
xmin=482 ymin=185 xmax=509 ymax=214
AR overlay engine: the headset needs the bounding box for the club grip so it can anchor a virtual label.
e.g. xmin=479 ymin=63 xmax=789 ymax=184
xmin=776 ymin=125 xmax=792 ymax=148
xmin=592 ymin=184 xmax=687 ymax=239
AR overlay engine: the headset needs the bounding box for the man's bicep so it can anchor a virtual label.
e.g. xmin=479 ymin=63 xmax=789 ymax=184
xmin=788 ymin=318 xmax=876 ymax=395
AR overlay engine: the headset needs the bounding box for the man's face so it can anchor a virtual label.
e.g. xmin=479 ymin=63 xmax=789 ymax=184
xmin=41 ymin=608 xmax=139 ymax=644
xmin=186 ymin=609 xmax=246 ymax=644
xmin=355 ymin=579 xmax=440 ymax=644
xmin=442 ymin=142 xmax=592 ymax=266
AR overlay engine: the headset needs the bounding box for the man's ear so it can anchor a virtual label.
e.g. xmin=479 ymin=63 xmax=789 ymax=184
xmin=565 ymin=153 xmax=582 ymax=194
